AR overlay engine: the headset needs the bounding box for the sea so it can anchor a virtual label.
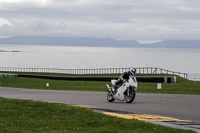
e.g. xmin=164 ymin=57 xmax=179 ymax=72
xmin=0 ymin=44 xmax=200 ymax=76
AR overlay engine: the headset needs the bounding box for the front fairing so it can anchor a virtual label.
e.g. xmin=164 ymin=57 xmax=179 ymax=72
xmin=128 ymin=75 xmax=138 ymax=89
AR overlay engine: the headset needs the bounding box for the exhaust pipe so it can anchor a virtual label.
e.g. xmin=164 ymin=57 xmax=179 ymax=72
xmin=106 ymin=84 xmax=114 ymax=95
xmin=106 ymin=84 xmax=111 ymax=91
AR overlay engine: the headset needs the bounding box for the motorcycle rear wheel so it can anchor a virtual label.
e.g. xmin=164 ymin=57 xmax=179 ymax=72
xmin=107 ymin=92 xmax=115 ymax=102
xmin=124 ymin=88 xmax=136 ymax=103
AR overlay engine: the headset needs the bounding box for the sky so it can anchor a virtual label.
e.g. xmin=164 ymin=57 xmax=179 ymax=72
xmin=0 ymin=0 xmax=200 ymax=43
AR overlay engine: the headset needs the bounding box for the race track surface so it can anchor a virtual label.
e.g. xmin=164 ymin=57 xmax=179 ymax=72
xmin=0 ymin=87 xmax=200 ymax=123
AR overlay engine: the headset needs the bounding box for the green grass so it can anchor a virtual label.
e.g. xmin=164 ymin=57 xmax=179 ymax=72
xmin=138 ymin=82 xmax=200 ymax=94
xmin=137 ymin=75 xmax=200 ymax=94
xmin=0 ymin=97 xmax=195 ymax=133
xmin=0 ymin=72 xmax=200 ymax=94
xmin=0 ymin=76 xmax=108 ymax=91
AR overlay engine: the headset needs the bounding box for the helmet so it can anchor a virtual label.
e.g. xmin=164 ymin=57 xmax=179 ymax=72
xmin=130 ymin=67 xmax=136 ymax=75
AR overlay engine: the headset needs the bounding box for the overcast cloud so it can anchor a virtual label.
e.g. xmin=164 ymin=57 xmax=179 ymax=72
xmin=0 ymin=0 xmax=200 ymax=41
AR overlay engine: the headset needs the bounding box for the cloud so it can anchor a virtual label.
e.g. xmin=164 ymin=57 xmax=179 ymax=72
xmin=0 ymin=18 xmax=11 ymax=27
xmin=0 ymin=0 xmax=200 ymax=40
xmin=136 ymin=40 xmax=163 ymax=44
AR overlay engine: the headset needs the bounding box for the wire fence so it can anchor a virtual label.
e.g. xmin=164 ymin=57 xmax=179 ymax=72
xmin=187 ymin=73 xmax=200 ymax=81
xmin=0 ymin=67 xmax=189 ymax=79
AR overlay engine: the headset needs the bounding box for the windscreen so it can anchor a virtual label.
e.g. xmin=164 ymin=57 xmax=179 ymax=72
xmin=129 ymin=75 xmax=136 ymax=82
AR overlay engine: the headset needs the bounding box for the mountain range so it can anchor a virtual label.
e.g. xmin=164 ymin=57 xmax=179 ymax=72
xmin=0 ymin=36 xmax=200 ymax=48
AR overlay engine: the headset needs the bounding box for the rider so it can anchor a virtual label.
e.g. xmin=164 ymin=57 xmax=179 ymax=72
xmin=113 ymin=67 xmax=136 ymax=90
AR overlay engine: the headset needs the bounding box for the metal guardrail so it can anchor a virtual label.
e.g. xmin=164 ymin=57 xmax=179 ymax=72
xmin=0 ymin=67 xmax=188 ymax=79
xmin=136 ymin=67 xmax=188 ymax=79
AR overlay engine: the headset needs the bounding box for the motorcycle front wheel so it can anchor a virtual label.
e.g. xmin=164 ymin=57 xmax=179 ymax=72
xmin=124 ymin=88 xmax=136 ymax=103
xmin=107 ymin=92 xmax=115 ymax=102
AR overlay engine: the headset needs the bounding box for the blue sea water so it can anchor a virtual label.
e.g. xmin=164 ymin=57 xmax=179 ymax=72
xmin=0 ymin=44 xmax=200 ymax=74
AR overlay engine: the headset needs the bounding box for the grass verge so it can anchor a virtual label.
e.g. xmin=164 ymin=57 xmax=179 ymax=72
xmin=0 ymin=72 xmax=200 ymax=94
xmin=0 ymin=97 xmax=195 ymax=133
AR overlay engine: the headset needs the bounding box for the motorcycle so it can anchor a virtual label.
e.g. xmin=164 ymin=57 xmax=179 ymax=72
xmin=106 ymin=75 xmax=138 ymax=103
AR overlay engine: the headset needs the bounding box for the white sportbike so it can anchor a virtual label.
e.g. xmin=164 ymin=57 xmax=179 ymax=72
xmin=106 ymin=75 xmax=138 ymax=103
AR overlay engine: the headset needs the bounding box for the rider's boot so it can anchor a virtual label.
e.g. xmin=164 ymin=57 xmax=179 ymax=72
xmin=113 ymin=85 xmax=118 ymax=94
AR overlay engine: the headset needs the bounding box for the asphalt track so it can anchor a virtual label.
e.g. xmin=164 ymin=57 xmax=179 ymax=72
xmin=0 ymin=87 xmax=200 ymax=124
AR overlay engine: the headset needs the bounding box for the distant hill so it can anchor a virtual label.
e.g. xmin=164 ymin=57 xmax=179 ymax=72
xmin=0 ymin=36 xmax=140 ymax=47
xmin=0 ymin=36 xmax=200 ymax=48
xmin=143 ymin=40 xmax=200 ymax=48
